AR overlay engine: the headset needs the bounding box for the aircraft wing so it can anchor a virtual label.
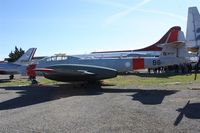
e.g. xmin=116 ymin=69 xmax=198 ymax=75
xmin=34 ymin=67 xmax=95 ymax=75
xmin=34 ymin=64 xmax=117 ymax=82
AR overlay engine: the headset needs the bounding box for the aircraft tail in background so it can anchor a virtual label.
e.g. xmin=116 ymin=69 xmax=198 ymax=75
xmin=14 ymin=48 xmax=37 ymax=65
xmin=186 ymin=7 xmax=200 ymax=52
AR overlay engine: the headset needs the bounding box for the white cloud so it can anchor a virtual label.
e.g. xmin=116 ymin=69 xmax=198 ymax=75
xmin=105 ymin=0 xmax=153 ymax=25
xmin=84 ymin=0 xmax=186 ymax=26
xmin=83 ymin=0 xmax=129 ymax=8
xmin=136 ymin=9 xmax=186 ymax=21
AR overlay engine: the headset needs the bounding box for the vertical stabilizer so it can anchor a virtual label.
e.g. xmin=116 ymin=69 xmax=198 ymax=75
xmin=14 ymin=48 xmax=37 ymax=64
xmin=186 ymin=7 xmax=200 ymax=50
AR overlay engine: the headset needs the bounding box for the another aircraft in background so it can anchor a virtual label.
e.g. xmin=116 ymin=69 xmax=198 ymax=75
xmin=89 ymin=26 xmax=181 ymax=58
xmin=0 ymin=48 xmax=37 ymax=79
xmin=186 ymin=7 xmax=200 ymax=79
xmin=186 ymin=7 xmax=200 ymax=53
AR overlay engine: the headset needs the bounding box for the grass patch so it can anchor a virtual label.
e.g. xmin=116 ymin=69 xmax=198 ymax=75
xmin=104 ymin=73 xmax=200 ymax=87
xmin=0 ymin=73 xmax=200 ymax=87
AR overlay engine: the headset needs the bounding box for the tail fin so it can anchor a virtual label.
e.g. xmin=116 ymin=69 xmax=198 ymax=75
xmin=159 ymin=30 xmax=188 ymax=58
xmin=133 ymin=26 xmax=182 ymax=51
xmin=186 ymin=7 xmax=200 ymax=50
xmin=14 ymin=48 xmax=37 ymax=64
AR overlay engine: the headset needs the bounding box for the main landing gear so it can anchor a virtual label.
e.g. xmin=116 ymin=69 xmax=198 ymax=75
xmin=29 ymin=76 xmax=38 ymax=85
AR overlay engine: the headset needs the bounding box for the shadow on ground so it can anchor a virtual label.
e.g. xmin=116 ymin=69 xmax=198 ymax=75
xmin=130 ymin=90 xmax=177 ymax=105
xmin=174 ymin=100 xmax=200 ymax=126
xmin=0 ymin=83 xmax=178 ymax=110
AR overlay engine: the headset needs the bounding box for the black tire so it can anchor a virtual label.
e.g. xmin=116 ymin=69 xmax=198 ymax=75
xmin=9 ymin=75 xmax=14 ymax=80
xmin=31 ymin=79 xmax=38 ymax=85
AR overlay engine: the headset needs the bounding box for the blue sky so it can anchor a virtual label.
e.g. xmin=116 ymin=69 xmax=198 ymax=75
xmin=0 ymin=0 xmax=199 ymax=60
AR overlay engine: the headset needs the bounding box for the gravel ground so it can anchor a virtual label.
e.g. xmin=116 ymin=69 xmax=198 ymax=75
xmin=0 ymin=79 xmax=200 ymax=133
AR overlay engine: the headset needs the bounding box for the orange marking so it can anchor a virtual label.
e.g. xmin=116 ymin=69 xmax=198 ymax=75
xmin=133 ymin=58 xmax=144 ymax=70
xmin=167 ymin=30 xmax=178 ymax=43
xmin=27 ymin=64 xmax=36 ymax=76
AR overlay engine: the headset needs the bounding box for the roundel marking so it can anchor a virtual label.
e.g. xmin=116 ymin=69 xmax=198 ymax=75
xmin=125 ymin=62 xmax=131 ymax=68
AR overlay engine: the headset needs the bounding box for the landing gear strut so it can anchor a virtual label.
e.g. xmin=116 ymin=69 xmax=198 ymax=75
xmin=9 ymin=75 xmax=14 ymax=80
xmin=31 ymin=79 xmax=38 ymax=85
xmin=29 ymin=76 xmax=38 ymax=85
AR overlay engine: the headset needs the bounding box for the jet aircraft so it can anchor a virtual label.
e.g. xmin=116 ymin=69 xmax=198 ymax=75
xmin=28 ymin=30 xmax=188 ymax=83
xmin=0 ymin=48 xmax=37 ymax=79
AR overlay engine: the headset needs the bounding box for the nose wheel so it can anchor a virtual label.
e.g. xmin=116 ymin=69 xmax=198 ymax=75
xmin=31 ymin=79 xmax=38 ymax=85
xmin=29 ymin=76 xmax=38 ymax=85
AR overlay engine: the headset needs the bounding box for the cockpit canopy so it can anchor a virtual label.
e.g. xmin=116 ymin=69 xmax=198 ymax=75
xmin=43 ymin=54 xmax=80 ymax=62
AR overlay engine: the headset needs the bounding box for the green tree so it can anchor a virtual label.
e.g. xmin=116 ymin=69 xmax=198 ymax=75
xmin=6 ymin=46 xmax=25 ymax=62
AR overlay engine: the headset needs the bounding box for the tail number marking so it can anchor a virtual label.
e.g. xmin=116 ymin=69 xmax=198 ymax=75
xmin=153 ymin=60 xmax=161 ymax=66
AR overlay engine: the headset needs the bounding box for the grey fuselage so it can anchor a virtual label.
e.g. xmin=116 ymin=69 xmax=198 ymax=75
xmin=0 ymin=63 xmax=21 ymax=74
xmin=35 ymin=55 xmax=188 ymax=82
xmin=35 ymin=56 xmax=134 ymax=82
xmin=37 ymin=56 xmax=134 ymax=73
